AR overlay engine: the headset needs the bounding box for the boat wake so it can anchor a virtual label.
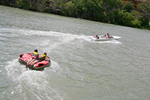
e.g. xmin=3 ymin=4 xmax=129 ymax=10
xmin=4 ymin=59 xmax=66 ymax=100
xmin=2 ymin=27 xmax=122 ymax=99
xmin=0 ymin=28 xmax=122 ymax=48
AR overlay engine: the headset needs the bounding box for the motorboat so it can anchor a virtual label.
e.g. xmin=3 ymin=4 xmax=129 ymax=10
xmin=93 ymin=35 xmax=121 ymax=41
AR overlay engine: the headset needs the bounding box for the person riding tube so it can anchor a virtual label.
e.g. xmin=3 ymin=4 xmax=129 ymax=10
xmin=27 ymin=49 xmax=39 ymax=67
xmin=29 ymin=52 xmax=47 ymax=67
xmin=37 ymin=53 xmax=47 ymax=62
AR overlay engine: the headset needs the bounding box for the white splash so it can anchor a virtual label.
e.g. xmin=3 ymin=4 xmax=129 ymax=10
xmin=5 ymin=58 xmax=65 ymax=100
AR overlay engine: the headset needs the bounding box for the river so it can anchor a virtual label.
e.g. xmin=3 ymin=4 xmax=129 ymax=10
xmin=0 ymin=6 xmax=150 ymax=100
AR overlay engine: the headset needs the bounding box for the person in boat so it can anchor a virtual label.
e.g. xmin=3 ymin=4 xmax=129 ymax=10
xmin=104 ymin=33 xmax=113 ymax=38
xmin=27 ymin=49 xmax=39 ymax=67
xmin=29 ymin=52 xmax=47 ymax=67
xmin=95 ymin=35 xmax=99 ymax=39
xmin=37 ymin=52 xmax=47 ymax=62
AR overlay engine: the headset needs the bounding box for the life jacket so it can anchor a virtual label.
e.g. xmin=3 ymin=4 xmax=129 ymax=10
xmin=41 ymin=54 xmax=46 ymax=59
xmin=33 ymin=52 xmax=39 ymax=57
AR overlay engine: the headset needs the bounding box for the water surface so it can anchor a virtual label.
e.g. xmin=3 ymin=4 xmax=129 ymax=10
xmin=0 ymin=6 xmax=150 ymax=100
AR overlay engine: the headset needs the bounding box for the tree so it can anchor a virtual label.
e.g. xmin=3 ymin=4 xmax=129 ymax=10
xmin=136 ymin=0 xmax=150 ymax=20
xmin=64 ymin=1 xmax=77 ymax=17
xmin=16 ymin=0 xmax=48 ymax=11
xmin=0 ymin=0 xmax=18 ymax=6
xmin=102 ymin=0 xmax=123 ymax=23
xmin=80 ymin=0 xmax=105 ymax=21
xmin=123 ymin=1 xmax=133 ymax=12
xmin=17 ymin=0 xmax=31 ymax=9
xmin=135 ymin=0 xmax=150 ymax=27
xmin=102 ymin=0 xmax=123 ymax=12
xmin=64 ymin=0 xmax=106 ymax=21
xmin=29 ymin=0 xmax=48 ymax=11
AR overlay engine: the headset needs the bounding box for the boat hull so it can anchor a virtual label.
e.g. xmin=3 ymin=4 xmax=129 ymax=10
xmin=93 ymin=35 xmax=120 ymax=41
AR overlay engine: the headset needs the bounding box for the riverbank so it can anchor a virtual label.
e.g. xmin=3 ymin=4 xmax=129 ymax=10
xmin=0 ymin=0 xmax=150 ymax=30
